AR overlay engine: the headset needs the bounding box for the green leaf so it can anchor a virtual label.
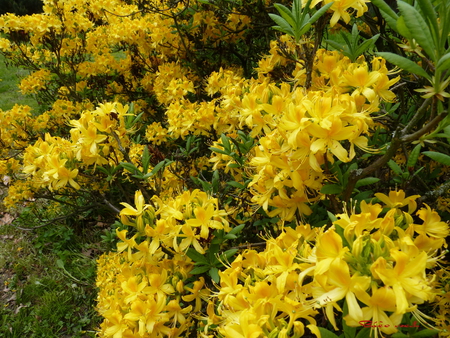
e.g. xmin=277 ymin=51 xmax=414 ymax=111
xmin=320 ymin=184 xmax=343 ymax=194
xmin=407 ymin=144 xmax=422 ymax=168
xmin=377 ymin=52 xmax=431 ymax=80
xmin=354 ymin=34 xmax=380 ymax=58
xmin=222 ymin=249 xmax=238 ymax=260
xmin=227 ymin=181 xmax=245 ymax=189
xmin=209 ymin=147 xmax=228 ymax=155
xmin=186 ymin=248 xmax=208 ymax=264
xmin=410 ymin=329 xmax=440 ymax=337
xmin=436 ymin=53 xmax=450 ymax=72
xmin=423 ymin=151 xmax=450 ymax=165
xmin=388 ymin=159 xmax=403 ymax=175
xmin=190 ymin=265 xmax=211 ymax=275
xmin=150 ymin=159 xmax=170 ymax=176
xmin=96 ymin=166 xmax=110 ymax=176
xmin=220 ymin=134 xmax=232 ymax=153
xmin=325 ymin=39 xmax=346 ymax=52
xmin=209 ymin=267 xmax=220 ymax=283
xmin=120 ymin=162 xmax=139 ymax=173
xmin=228 ymin=224 xmax=245 ymax=235
xmin=308 ymin=1 xmax=334 ymax=26
xmin=417 ymin=0 xmax=438 ymax=40
xmin=273 ymin=3 xmax=296 ymax=28
xmin=370 ymin=0 xmax=399 ymax=22
xmin=396 ymin=16 xmax=413 ymax=40
xmin=355 ymin=177 xmax=380 ymax=188
xmin=318 ymin=327 xmax=340 ymax=338
xmin=142 ymin=146 xmax=150 ymax=174
xmin=355 ymin=327 xmax=371 ymax=338
xmin=327 ymin=211 xmax=338 ymax=222
xmin=397 ymin=1 xmax=436 ymax=61
xmin=269 ymin=14 xmax=295 ymax=36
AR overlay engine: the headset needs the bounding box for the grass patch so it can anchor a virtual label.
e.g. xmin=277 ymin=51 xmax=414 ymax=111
xmin=0 ymin=214 xmax=104 ymax=338
xmin=0 ymin=53 xmax=40 ymax=112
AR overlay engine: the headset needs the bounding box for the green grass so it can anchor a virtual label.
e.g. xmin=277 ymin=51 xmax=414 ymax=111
xmin=0 ymin=221 xmax=103 ymax=338
xmin=0 ymin=53 xmax=40 ymax=112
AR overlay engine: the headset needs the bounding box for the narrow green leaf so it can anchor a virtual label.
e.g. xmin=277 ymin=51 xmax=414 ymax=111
xmin=396 ymin=16 xmax=413 ymax=40
xmin=423 ymin=151 xmax=450 ymax=165
xmin=223 ymin=249 xmax=238 ymax=260
xmin=354 ymin=34 xmax=380 ymax=59
xmin=320 ymin=184 xmax=343 ymax=194
xmin=96 ymin=166 xmax=110 ymax=175
xmin=142 ymin=146 xmax=150 ymax=174
xmin=417 ymin=0 xmax=438 ymax=42
xmin=149 ymin=160 xmax=164 ymax=175
xmin=220 ymin=134 xmax=231 ymax=152
xmin=186 ymin=248 xmax=208 ymax=264
xmin=327 ymin=211 xmax=338 ymax=222
xmin=120 ymin=162 xmax=139 ymax=173
xmin=325 ymin=39 xmax=346 ymax=52
xmin=398 ymin=1 xmax=436 ymax=61
xmin=297 ymin=22 xmax=312 ymax=39
xmin=410 ymin=329 xmax=440 ymax=338
xmin=273 ymin=3 xmax=296 ymax=27
xmin=269 ymin=14 xmax=295 ymax=36
xmin=190 ymin=265 xmax=211 ymax=275
xmin=376 ymin=52 xmax=431 ymax=80
xmin=228 ymin=224 xmax=245 ymax=235
xmin=318 ymin=327 xmax=340 ymax=338
xmin=370 ymin=0 xmax=399 ymax=22
xmin=387 ymin=159 xmax=403 ymax=175
xmin=209 ymin=267 xmax=220 ymax=283
xmin=227 ymin=181 xmax=245 ymax=189
xmin=351 ymin=24 xmax=359 ymax=48
xmin=355 ymin=328 xmax=371 ymax=338
xmin=308 ymin=1 xmax=334 ymax=26
xmin=380 ymin=8 xmax=399 ymax=32
xmin=436 ymin=53 xmax=450 ymax=72
xmin=209 ymin=147 xmax=228 ymax=155
xmin=407 ymin=144 xmax=422 ymax=168
xmin=355 ymin=177 xmax=380 ymax=188
xmin=300 ymin=0 xmax=314 ymax=22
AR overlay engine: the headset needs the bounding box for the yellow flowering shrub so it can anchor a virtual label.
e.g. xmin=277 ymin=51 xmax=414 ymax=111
xmin=1 ymin=0 xmax=450 ymax=337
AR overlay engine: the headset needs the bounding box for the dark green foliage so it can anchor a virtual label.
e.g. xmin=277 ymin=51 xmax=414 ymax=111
xmin=0 ymin=0 xmax=43 ymax=15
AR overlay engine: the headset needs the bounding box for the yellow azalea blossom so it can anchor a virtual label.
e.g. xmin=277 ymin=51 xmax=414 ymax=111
xmin=185 ymin=204 xmax=224 ymax=239
xmin=122 ymin=297 xmax=169 ymax=336
xmin=314 ymin=259 xmax=370 ymax=330
xmin=103 ymin=311 xmax=129 ymax=338
xmin=308 ymin=117 xmax=359 ymax=163
xmin=315 ymin=228 xmax=349 ymax=275
xmin=371 ymin=250 xmax=433 ymax=314
xmin=219 ymin=309 xmax=264 ymax=338
xmin=120 ymin=190 xmax=148 ymax=232
xmin=121 ymin=276 xmax=147 ymax=304
xmin=415 ymin=204 xmax=450 ymax=239
xmin=375 ymin=190 xmax=419 ymax=213
xmin=345 ymin=286 xmax=403 ymax=338
xmin=182 ymin=277 xmax=210 ymax=312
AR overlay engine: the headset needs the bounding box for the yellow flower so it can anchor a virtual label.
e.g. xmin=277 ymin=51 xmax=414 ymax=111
xmin=120 ymin=190 xmax=148 ymax=232
xmin=314 ymin=260 xmax=370 ymax=330
xmin=374 ymin=190 xmax=419 ymax=213
xmin=415 ymin=204 xmax=450 ymax=239
xmin=345 ymin=285 xmax=403 ymax=338
xmin=371 ymin=250 xmax=433 ymax=314
xmin=315 ymin=228 xmax=349 ymax=275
